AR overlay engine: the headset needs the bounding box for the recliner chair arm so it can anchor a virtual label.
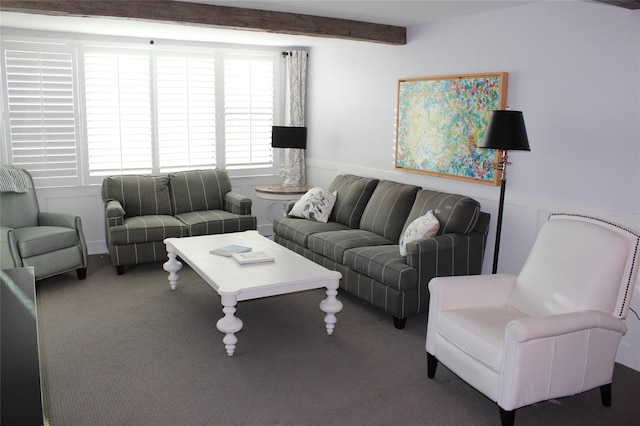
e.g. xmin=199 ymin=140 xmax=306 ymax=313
xmin=37 ymin=213 xmax=89 ymax=267
xmin=224 ymin=191 xmax=252 ymax=215
xmin=429 ymin=274 xmax=517 ymax=311
xmin=0 ymin=226 xmax=21 ymax=269
xmin=499 ymin=310 xmax=628 ymax=411
xmin=506 ymin=310 xmax=628 ymax=343
xmin=38 ymin=211 xmax=79 ymax=229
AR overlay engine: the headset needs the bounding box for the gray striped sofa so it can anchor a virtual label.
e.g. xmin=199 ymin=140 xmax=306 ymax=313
xmin=273 ymin=174 xmax=490 ymax=329
xmin=102 ymin=169 xmax=256 ymax=274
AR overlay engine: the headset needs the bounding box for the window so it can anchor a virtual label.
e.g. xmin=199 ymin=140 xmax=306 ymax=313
xmin=156 ymin=53 xmax=217 ymax=173
xmin=1 ymin=42 xmax=81 ymax=186
xmin=84 ymin=48 xmax=153 ymax=176
xmin=224 ymin=54 xmax=274 ymax=169
xmin=1 ymin=37 xmax=282 ymax=187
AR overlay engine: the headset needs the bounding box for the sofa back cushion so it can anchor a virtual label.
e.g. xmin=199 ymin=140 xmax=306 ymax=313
xmin=328 ymin=174 xmax=379 ymax=228
xmin=402 ymin=190 xmax=480 ymax=236
xmin=169 ymin=169 xmax=231 ymax=214
xmin=101 ymin=175 xmax=172 ymax=217
xmin=359 ymin=180 xmax=420 ymax=242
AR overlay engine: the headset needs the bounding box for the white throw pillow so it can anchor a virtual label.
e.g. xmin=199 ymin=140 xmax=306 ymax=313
xmin=399 ymin=210 xmax=440 ymax=256
xmin=289 ymin=187 xmax=337 ymax=223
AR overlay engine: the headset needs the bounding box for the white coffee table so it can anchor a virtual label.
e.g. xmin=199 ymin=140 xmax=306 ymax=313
xmin=163 ymin=231 xmax=343 ymax=356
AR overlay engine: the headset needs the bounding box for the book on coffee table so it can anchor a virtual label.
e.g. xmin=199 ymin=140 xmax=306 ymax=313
xmin=209 ymin=244 xmax=252 ymax=257
xmin=231 ymin=251 xmax=275 ymax=264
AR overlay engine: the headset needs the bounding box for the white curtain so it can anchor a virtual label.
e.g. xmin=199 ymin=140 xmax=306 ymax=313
xmin=282 ymin=51 xmax=307 ymax=185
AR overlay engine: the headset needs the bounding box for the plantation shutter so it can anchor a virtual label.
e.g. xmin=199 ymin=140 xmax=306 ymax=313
xmin=156 ymin=53 xmax=217 ymax=172
xmin=84 ymin=48 xmax=153 ymax=178
xmin=223 ymin=54 xmax=274 ymax=168
xmin=2 ymin=43 xmax=80 ymax=186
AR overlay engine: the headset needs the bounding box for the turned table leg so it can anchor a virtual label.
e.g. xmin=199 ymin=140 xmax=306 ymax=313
xmin=163 ymin=245 xmax=182 ymax=290
xmin=216 ymin=293 xmax=243 ymax=356
xmin=320 ymin=278 xmax=343 ymax=335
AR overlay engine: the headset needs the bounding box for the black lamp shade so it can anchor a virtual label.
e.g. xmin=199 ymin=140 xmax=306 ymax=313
xmin=272 ymin=126 xmax=307 ymax=149
xmin=480 ymin=110 xmax=530 ymax=151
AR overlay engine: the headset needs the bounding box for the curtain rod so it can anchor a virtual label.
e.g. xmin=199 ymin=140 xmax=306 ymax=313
xmin=281 ymin=51 xmax=309 ymax=56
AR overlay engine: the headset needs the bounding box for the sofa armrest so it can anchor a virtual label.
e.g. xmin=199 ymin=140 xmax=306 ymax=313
xmin=406 ymin=230 xmax=488 ymax=289
xmin=224 ymin=192 xmax=252 ymax=215
xmin=105 ymin=199 xmax=125 ymax=227
xmin=0 ymin=226 xmax=21 ymax=269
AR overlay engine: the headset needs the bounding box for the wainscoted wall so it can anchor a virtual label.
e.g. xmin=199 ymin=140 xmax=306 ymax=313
xmin=305 ymin=158 xmax=640 ymax=372
xmin=33 ymin=174 xmax=284 ymax=256
xmin=33 ymin=161 xmax=640 ymax=372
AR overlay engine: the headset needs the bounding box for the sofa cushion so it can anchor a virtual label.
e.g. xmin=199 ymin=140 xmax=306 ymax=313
xmin=176 ymin=210 xmax=256 ymax=236
xmin=359 ymin=180 xmax=420 ymax=242
xmin=403 ymin=190 xmax=480 ymax=236
xmin=327 ymin=174 xmax=379 ymax=228
xmin=169 ymin=169 xmax=231 ymax=215
xmin=289 ymin=187 xmax=337 ymax=223
xmin=108 ymin=215 xmax=188 ymax=245
xmin=273 ymin=217 xmax=351 ymax=248
xmin=15 ymin=226 xmax=79 ymax=257
xmin=308 ymin=229 xmax=395 ymax=263
xmin=343 ymin=245 xmax=418 ymax=291
xmin=102 ymin=175 xmax=172 ymax=217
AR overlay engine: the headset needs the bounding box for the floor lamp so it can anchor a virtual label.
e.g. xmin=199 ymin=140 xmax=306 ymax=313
xmin=272 ymin=126 xmax=307 ymax=188
xmin=479 ymin=110 xmax=531 ymax=274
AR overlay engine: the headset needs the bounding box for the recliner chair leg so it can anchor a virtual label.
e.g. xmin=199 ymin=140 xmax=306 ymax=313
xmin=76 ymin=267 xmax=87 ymax=280
xmin=427 ymin=353 xmax=438 ymax=378
xmin=499 ymin=406 xmax=515 ymax=426
xmin=600 ymin=383 xmax=612 ymax=406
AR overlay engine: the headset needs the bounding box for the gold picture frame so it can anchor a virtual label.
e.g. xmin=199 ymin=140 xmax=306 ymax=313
xmin=395 ymin=72 xmax=508 ymax=185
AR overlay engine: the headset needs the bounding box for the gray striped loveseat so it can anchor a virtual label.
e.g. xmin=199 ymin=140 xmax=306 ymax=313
xmin=273 ymin=174 xmax=489 ymax=329
xmin=102 ymin=169 xmax=256 ymax=274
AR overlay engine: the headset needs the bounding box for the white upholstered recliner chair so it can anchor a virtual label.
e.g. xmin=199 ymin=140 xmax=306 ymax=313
xmin=426 ymin=213 xmax=639 ymax=425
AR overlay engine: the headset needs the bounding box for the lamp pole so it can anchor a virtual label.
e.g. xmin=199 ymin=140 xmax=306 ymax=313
xmin=492 ymin=150 xmax=508 ymax=274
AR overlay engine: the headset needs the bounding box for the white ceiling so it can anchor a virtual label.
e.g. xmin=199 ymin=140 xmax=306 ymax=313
xmin=181 ymin=1 xmax=535 ymax=27
xmin=1 ymin=1 xmax=537 ymax=45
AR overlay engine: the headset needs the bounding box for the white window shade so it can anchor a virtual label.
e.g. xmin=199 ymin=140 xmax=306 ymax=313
xmin=224 ymin=55 xmax=274 ymax=169
xmin=84 ymin=49 xmax=153 ymax=177
xmin=156 ymin=53 xmax=216 ymax=173
xmin=2 ymin=44 xmax=80 ymax=186
xmin=2 ymin=37 xmax=282 ymax=187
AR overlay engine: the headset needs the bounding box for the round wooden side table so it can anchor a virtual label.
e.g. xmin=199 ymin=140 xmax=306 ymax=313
xmin=255 ymin=184 xmax=312 ymax=226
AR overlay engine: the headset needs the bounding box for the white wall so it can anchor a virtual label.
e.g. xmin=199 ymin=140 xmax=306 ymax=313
xmin=304 ymin=1 xmax=640 ymax=370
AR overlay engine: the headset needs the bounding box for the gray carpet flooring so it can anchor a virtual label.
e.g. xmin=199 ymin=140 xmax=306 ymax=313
xmin=35 ymin=254 xmax=640 ymax=426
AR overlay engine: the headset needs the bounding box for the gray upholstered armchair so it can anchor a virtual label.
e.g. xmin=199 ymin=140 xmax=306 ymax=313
xmin=0 ymin=166 xmax=88 ymax=281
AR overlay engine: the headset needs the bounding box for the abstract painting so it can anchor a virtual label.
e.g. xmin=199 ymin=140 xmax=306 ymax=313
xmin=395 ymin=72 xmax=508 ymax=185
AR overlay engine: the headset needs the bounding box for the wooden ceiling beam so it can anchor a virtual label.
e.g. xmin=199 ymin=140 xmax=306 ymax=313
xmin=0 ymin=0 xmax=407 ymax=45
xmin=594 ymin=0 xmax=640 ymax=9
